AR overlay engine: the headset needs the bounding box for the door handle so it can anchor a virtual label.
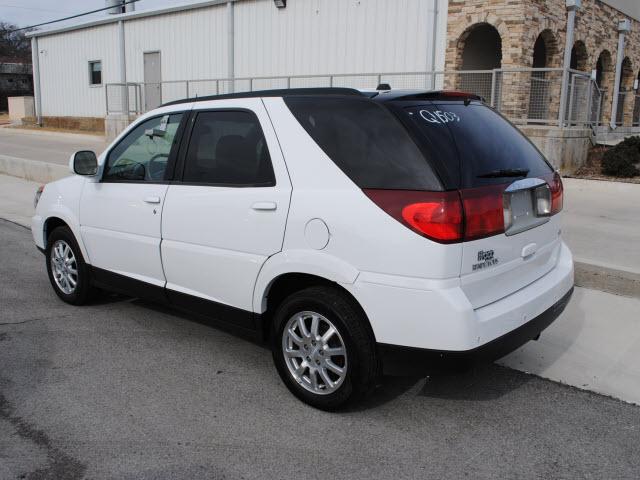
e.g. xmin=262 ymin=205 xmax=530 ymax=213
xmin=144 ymin=196 xmax=161 ymax=204
xmin=251 ymin=201 xmax=277 ymax=211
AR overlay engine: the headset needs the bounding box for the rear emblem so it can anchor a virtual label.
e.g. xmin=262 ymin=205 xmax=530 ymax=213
xmin=473 ymin=250 xmax=499 ymax=271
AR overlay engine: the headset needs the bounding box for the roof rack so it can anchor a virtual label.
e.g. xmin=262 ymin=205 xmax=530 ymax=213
xmin=161 ymin=87 xmax=366 ymax=107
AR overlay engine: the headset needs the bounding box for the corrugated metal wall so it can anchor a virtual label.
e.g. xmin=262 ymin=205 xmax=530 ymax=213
xmin=36 ymin=0 xmax=447 ymax=118
xmin=124 ymin=6 xmax=229 ymax=83
xmin=38 ymin=24 xmax=119 ymax=117
xmin=234 ymin=0 xmax=441 ymax=77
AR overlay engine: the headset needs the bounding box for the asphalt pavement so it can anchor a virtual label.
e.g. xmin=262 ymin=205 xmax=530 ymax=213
xmin=2 ymin=219 xmax=640 ymax=480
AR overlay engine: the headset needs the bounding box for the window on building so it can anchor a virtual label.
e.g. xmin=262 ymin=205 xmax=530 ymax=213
xmin=89 ymin=61 xmax=102 ymax=85
xmin=182 ymin=111 xmax=276 ymax=186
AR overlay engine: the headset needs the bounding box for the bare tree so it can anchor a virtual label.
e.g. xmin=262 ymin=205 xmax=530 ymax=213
xmin=0 ymin=22 xmax=32 ymax=62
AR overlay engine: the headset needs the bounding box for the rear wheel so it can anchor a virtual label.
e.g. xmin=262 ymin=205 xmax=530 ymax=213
xmin=46 ymin=226 xmax=95 ymax=305
xmin=271 ymin=286 xmax=378 ymax=410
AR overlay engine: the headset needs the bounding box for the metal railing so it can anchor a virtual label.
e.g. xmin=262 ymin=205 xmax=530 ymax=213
xmin=105 ymin=68 xmax=602 ymax=127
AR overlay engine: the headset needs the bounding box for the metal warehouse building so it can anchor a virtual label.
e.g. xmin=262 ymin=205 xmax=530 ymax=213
xmin=27 ymin=0 xmax=448 ymax=137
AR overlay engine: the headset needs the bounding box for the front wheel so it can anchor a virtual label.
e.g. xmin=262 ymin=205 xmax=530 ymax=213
xmin=271 ymin=286 xmax=378 ymax=410
xmin=45 ymin=226 xmax=95 ymax=305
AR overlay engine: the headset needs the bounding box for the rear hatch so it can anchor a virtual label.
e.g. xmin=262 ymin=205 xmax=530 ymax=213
xmin=393 ymin=97 xmax=563 ymax=308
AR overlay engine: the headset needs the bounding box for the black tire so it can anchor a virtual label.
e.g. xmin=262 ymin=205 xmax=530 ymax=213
xmin=271 ymin=286 xmax=379 ymax=410
xmin=45 ymin=226 xmax=95 ymax=305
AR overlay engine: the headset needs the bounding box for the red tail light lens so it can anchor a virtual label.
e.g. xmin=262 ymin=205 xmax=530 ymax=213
xmin=364 ymin=190 xmax=463 ymax=242
xmin=460 ymin=184 xmax=507 ymax=241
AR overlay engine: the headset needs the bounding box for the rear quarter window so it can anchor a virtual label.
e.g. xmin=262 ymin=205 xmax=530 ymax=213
xmin=284 ymin=96 xmax=441 ymax=190
xmin=403 ymin=101 xmax=553 ymax=188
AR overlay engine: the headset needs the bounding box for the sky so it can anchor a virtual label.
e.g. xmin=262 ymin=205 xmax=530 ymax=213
xmin=0 ymin=0 xmax=187 ymax=28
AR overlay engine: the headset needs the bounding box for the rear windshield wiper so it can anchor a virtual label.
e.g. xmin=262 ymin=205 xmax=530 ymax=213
xmin=476 ymin=168 xmax=529 ymax=178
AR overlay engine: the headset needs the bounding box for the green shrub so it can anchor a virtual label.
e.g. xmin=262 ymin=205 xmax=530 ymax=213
xmin=601 ymin=136 xmax=640 ymax=177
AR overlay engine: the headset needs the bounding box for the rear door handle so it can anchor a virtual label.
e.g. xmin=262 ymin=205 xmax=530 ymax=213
xmin=144 ymin=196 xmax=161 ymax=204
xmin=251 ymin=201 xmax=277 ymax=211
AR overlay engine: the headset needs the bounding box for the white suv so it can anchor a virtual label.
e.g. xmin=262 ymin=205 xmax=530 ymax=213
xmin=32 ymin=88 xmax=574 ymax=410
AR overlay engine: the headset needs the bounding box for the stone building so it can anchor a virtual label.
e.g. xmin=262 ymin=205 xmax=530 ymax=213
xmin=445 ymin=0 xmax=640 ymax=170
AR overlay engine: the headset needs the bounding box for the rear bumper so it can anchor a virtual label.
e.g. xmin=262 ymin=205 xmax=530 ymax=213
xmin=378 ymin=286 xmax=573 ymax=375
xmin=345 ymin=241 xmax=574 ymax=367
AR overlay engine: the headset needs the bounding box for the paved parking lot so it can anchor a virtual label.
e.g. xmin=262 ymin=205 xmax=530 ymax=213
xmin=2 ymin=219 xmax=640 ymax=480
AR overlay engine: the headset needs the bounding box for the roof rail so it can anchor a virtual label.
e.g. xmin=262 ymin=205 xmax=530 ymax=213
xmin=161 ymin=87 xmax=366 ymax=107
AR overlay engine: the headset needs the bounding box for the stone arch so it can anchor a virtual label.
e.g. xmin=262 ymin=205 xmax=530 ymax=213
xmin=570 ymin=41 xmax=589 ymax=71
xmin=528 ymin=29 xmax=561 ymax=120
xmin=595 ymin=50 xmax=613 ymax=88
xmin=595 ymin=50 xmax=614 ymax=125
xmin=457 ymin=23 xmax=503 ymax=71
xmin=532 ymin=29 xmax=561 ymax=68
xmin=453 ymin=22 xmax=503 ymax=102
xmin=618 ymin=57 xmax=634 ymax=125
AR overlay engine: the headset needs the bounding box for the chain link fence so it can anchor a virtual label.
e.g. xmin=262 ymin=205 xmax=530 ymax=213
xmin=106 ymin=68 xmax=601 ymax=127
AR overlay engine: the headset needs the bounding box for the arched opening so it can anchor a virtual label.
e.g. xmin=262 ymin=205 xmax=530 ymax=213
xmin=633 ymin=71 xmax=640 ymax=126
xmin=529 ymin=30 xmax=560 ymax=121
xmin=617 ymin=57 xmax=634 ymax=125
xmin=594 ymin=50 xmax=613 ymax=125
xmin=570 ymin=41 xmax=588 ymax=71
xmin=456 ymin=23 xmax=503 ymax=101
xmin=595 ymin=50 xmax=613 ymax=88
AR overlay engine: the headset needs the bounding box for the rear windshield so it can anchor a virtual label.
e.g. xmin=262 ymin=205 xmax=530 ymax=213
xmin=284 ymin=96 xmax=441 ymax=190
xmin=401 ymin=101 xmax=553 ymax=188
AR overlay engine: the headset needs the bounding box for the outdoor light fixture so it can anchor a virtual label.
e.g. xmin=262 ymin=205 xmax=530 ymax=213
xmin=565 ymin=0 xmax=581 ymax=10
xmin=274 ymin=0 xmax=286 ymax=8
xmin=618 ymin=19 xmax=632 ymax=33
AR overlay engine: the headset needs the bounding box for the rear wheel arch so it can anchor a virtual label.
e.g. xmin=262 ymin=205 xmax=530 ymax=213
xmin=260 ymin=272 xmax=376 ymax=344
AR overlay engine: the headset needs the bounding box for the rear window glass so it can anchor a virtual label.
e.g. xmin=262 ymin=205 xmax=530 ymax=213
xmin=403 ymin=102 xmax=553 ymax=188
xmin=284 ymin=97 xmax=441 ymax=190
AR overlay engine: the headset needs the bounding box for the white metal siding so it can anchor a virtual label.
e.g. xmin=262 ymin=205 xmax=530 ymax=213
xmin=38 ymin=24 xmax=118 ymax=117
xmin=234 ymin=0 xmax=444 ymax=77
xmin=124 ymin=6 xmax=228 ymax=82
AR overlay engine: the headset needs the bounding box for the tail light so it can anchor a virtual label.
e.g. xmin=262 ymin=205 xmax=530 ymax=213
xmin=460 ymin=185 xmax=506 ymax=241
xmin=365 ymin=173 xmax=562 ymax=244
xmin=364 ymin=190 xmax=462 ymax=243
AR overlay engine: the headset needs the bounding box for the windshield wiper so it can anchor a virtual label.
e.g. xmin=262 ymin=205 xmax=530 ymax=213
xmin=477 ymin=168 xmax=529 ymax=178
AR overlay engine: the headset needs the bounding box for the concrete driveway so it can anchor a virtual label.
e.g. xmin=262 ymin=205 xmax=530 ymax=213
xmin=1 ymin=219 xmax=640 ymax=480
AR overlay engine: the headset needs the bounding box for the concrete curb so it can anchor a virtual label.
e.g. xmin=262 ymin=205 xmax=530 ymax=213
xmin=0 ymin=155 xmax=69 ymax=184
xmin=0 ymin=125 xmax=105 ymax=142
xmin=574 ymin=261 xmax=640 ymax=299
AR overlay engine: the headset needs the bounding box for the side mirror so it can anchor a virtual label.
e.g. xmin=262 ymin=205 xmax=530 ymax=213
xmin=72 ymin=151 xmax=98 ymax=176
xmin=145 ymin=128 xmax=166 ymax=138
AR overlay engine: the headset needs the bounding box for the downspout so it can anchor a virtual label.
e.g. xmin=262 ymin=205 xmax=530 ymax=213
xmin=31 ymin=36 xmax=42 ymax=126
xmin=610 ymin=19 xmax=631 ymax=130
xmin=430 ymin=0 xmax=439 ymax=90
xmin=118 ymin=20 xmax=129 ymax=116
xmin=558 ymin=0 xmax=581 ymax=128
xmin=227 ymin=1 xmax=235 ymax=93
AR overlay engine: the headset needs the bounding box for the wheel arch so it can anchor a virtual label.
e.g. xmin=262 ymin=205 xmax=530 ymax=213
xmin=257 ymin=271 xmax=375 ymax=344
xmin=42 ymin=214 xmax=90 ymax=262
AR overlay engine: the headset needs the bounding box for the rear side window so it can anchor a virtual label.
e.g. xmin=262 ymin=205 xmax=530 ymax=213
xmin=182 ymin=110 xmax=275 ymax=186
xmin=285 ymin=97 xmax=441 ymax=190
xmin=403 ymin=102 xmax=553 ymax=188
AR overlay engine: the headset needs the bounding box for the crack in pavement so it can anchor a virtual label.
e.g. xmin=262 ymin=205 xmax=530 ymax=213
xmin=0 ymin=316 xmax=72 ymax=327
xmin=0 ymin=393 xmax=87 ymax=480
